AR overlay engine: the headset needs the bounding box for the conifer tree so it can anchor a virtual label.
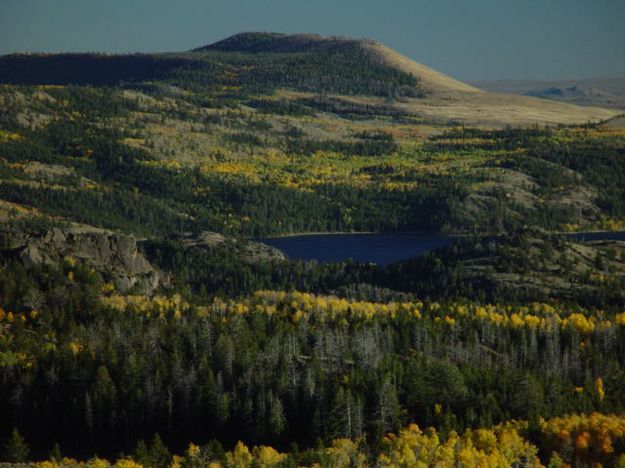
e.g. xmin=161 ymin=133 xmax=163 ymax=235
xmin=4 ymin=428 xmax=29 ymax=463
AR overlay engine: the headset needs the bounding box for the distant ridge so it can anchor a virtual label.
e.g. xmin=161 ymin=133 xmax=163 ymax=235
xmin=194 ymin=32 xmax=480 ymax=93
xmin=473 ymin=77 xmax=625 ymax=110
xmin=0 ymin=31 xmax=618 ymax=126
xmin=192 ymin=32 xmax=373 ymax=53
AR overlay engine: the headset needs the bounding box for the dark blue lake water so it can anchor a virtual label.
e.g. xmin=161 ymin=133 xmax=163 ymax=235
xmin=262 ymin=231 xmax=625 ymax=265
xmin=261 ymin=233 xmax=458 ymax=265
xmin=564 ymin=231 xmax=625 ymax=242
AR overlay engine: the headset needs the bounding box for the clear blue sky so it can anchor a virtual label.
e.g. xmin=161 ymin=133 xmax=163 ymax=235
xmin=1 ymin=0 xmax=624 ymax=81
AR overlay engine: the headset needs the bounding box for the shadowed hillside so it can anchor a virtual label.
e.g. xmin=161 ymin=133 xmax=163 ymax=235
xmin=0 ymin=53 xmax=194 ymax=86
xmin=0 ymin=32 xmax=619 ymax=125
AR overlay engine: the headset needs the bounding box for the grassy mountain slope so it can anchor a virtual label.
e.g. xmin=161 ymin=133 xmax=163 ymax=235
xmin=0 ymin=32 xmax=618 ymax=126
xmin=363 ymin=40 xmax=482 ymax=93
xmin=1 ymin=82 xmax=625 ymax=239
xmin=0 ymin=32 xmax=623 ymax=238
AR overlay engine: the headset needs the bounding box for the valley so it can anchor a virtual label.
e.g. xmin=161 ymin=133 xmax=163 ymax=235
xmin=1 ymin=32 xmax=625 ymax=467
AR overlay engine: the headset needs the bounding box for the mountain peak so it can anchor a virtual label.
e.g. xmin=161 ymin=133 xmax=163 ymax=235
xmin=193 ymin=32 xmax=478 ymax=93
xmin=193 ymin=32 xmax=377 ymax=53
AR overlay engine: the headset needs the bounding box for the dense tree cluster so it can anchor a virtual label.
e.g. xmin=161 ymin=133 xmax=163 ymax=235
xmin=0 ymin=34 xmax=423 ymax=99
xmin=2 ymin=255 xmax=625 ymax=462
xmin=1 ymin=47 xmax=625 ymax=466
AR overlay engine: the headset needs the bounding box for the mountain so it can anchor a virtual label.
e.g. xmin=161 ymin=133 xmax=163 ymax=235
xmin=0 ymin=32 xmax=618 ymax=126
xmin=3 ymin=32 xmax=625 ymax=466
xmin=1 ymin=32 xmax=624 ymax=241
xmin=195 ymin=32 xmax=480 ymax=94
xmin=473 ymin=77 xmax=625 ymax=110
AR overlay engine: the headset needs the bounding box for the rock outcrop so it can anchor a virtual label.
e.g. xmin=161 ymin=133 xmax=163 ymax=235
xmin=1 ymin=225 xmax=165 ymax=294
xmin=173 ymin=231 xmax=286 ymax=263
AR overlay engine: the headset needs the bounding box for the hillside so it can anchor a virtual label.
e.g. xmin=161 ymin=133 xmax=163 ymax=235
xmin=1 ymin=38 xmax=625 ymax=239
xmin=196 ymin=32 xmax=480 ymax=94
xmin=3 ymin=31 xmax=625 ymax=466
xmin=0 ymin=32 xmax=618 ymax=126
xmin=473 ymin=76 xmax=625 ymax=110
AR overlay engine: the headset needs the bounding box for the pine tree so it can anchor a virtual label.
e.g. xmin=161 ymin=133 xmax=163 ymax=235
xmin=133 ymin=439 xmax=150 ymax=466
xmin=4 ymin=428 xmax=29 ymax=463
xmin=149 ymin=433 xmax=170 ymax=467
xmin=49 ymin=442 xmax=62 ymax=462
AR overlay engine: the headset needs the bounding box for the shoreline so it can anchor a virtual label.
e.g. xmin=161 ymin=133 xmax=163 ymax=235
xmin=253 ymin=229 xmax=625 ymax=241
xmin=256 ymin=230 xmax=459 ymax=240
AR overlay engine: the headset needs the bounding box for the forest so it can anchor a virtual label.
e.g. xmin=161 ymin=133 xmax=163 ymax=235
xmin=2 ymin=258 xmax=625 ymax=466
xmin=1 ymin=39 xmax=625 ymax=466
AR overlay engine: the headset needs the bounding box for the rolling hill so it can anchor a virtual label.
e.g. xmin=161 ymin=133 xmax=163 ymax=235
xmin=0 ymin=32 xmax=618 ymax=126
xmin=473 ymin=76 xmax=625 ymax=110
xmin=1 ymin=32 xmax=625 ymax=240
xmin=3 ymin=32 xmax=625 ymax=467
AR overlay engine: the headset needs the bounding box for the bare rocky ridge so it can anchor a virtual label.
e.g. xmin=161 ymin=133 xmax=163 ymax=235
xmin=0 ymin=226 xmax=165 ymax=294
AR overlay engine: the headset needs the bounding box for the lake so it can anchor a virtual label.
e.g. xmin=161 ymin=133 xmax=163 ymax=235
xmin=262 ymin=231 xmax=625 ymax=265
xmin=564 ymin=231 xmax=625 ymax=242
xmin=261 ymin=233 xmax=458 ymax=265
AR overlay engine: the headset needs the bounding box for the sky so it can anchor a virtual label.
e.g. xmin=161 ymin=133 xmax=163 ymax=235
xmin=1 ymin=0 xmax=624 ymax=82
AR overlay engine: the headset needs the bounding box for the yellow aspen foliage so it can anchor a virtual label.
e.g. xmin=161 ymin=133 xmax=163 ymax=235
xmin=0 ymin=130 xmax=23 ymax=142
xmin=473 ymin=429 xmax=497 ymax=453
xmin=574 ymin=431 xmax=591 ymax=451
xmin=169 ymin=455 xmax=183 ymax=468
xmin=58 ymin=458 xmax=79 ymax=465
xmin=114 ymin=458 xmax=143 ymax=468
xmin=68 ymin=341 xmax=83 ymax=355
xmin=326 ymin=439 xmax=366 ymax=468
xmin=595 ymin=377 xmax=605 ymax=401
xmin=538 ymin=412 xmax=625 ymax=464
xmin=225 ymin=441 xmax=252 ymax=467
xmin=89 ymin=458 xmax=111 ymax=468
xmin=98 ymin=290 xmax=623 ymax=337
xmin=34 ymin=462 xmax=59 ymax=468
xmin=251 ymin=445 xmax=287 ymax=466
xmin=379 ymin=423 xmax=537 ymax=468
xmin=115 ymin=458 xmax=143 ymax=468
xmin=186 ymin=443 xmax=200 ymax=459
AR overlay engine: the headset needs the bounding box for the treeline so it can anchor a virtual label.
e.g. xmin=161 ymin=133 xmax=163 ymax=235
xmin=9 ymin=413 xmax=625 ymax=467
xmin=0 ymin=36 xmax=423 ymax=99
xmin=0 ymin=260 xmax=623 ymax=461
xmin=0 ymin=53 xmax=194 ymax=87
xmin=140 ymin=229 xmax=625 ymax=309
